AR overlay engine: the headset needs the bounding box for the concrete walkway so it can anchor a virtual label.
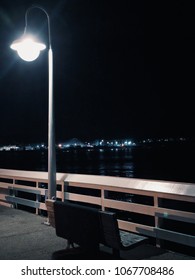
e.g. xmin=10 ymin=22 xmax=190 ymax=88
xmin=0 ymin=205 xmax=194 ymax=260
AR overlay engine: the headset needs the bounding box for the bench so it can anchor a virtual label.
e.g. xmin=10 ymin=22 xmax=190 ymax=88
xmin=46 ymin=199 xmax=149 ymax=259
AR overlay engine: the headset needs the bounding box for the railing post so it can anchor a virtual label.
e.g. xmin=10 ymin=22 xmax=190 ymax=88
xmin=154 ymin=195 xmax=164 ymax=248
xmin=61 ymin=182 xmax=65 ymax=201
xmin=36 ymin=181 xmax=39 ymax=215
xmin=64 ymin=181 xmax=69 ymax=201
xmin=13 ymin=179 xmax=17 ymax=209
xmin=101 ymin=188 xmax=105 ymax=211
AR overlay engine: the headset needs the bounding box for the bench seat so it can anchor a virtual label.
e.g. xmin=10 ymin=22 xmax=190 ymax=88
xmin=100 ymin=210 xmax=148 ymax=257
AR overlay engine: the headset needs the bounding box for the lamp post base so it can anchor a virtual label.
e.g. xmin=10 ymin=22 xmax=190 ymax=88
xmin=43 ymin=218 xmax=51 ymax=226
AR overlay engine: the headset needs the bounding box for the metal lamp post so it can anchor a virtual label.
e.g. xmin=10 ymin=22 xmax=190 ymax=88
xmin=10 ymin=6 xmax=56 ymax=199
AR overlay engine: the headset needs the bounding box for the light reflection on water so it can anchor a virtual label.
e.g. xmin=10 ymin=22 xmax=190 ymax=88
xmin=57 ymin=148 xmax=134 ymax=178
xmin=0 ymin=147 xmax=134 ymax=178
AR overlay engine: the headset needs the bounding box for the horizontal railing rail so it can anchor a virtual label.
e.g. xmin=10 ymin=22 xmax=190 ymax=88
xmin=0 ymin=168 xmax=195 ymax=248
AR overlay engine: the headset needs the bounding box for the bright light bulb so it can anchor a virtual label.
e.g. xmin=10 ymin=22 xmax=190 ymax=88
xmin=10 ymin=37 xmax=46 ymax=62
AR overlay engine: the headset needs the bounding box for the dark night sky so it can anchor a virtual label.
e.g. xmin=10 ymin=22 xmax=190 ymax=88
xmin=0 ymin=0 xmax=195 ymax=145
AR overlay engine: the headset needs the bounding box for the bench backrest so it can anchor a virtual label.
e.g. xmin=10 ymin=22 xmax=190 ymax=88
xmin=54 ymin=201 xmax=101 ymax=251
xmin=99 ymin=210 xmax=121 ymax=250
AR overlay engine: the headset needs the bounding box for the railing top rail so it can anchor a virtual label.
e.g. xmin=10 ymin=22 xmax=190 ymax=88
xmin=0 ymin=169 xmax=195 ymax=198
xmin=0 ymin=169 xmax=66 ymax=183
xmin=63 ymin=173 xmax=195 ymax=198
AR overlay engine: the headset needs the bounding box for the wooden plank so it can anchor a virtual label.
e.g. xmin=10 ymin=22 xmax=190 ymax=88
xmin=64 ymin=173 xmax=195 ymax=197
xmin=56 ymin=190 xmax=63 ymax=199
xmin=39 ymin=202 xmax=47 ymax=211
xmin=103 ymin=198 xmax=155 ymax=216
xmin=65 ymin=192 xmax=101 ymax=205
xmin=118 ymin=220 xmax=155 ymax=237
xmin=155 ymin=228 xmax=195 ymax=247
xmin=0 ymin=193 xmax=8 ymax=200
xmin=103 ymin=185 xmax=155 ymax=197
xmin=13 ymin=184 xmax=46 ymax=195
xmin=0 ymin=182 xmax=13 ymax=189
xmin=67 ymin=182 xmax=103 ymax=190
xmin=6 ymin=196 xmax=40 ymax=208
xmin=157 ymin=192 xmax=195 ymax=203
xmin=0 ymin=201 xmax=13 ymax=207
xmin=155 ymin=207 xmax=195 ymax=223
xmin=0 ymin=169 xmax=66 ymax=182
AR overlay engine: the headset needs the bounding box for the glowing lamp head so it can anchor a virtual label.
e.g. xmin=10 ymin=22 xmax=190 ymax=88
xmin=10 ymin=37 xmax=46 ymax=62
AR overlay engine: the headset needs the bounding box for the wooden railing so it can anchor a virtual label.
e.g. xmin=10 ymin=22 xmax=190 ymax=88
xmin=0 ymin=168 xmax=195 ymax=248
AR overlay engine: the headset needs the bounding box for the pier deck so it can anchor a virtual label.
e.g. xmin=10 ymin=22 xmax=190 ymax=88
xmin=0 ymin=206 xmax=194 ymax=260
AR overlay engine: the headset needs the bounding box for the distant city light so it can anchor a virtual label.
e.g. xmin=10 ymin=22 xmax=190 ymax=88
xmin=0 ymin=137 xmax=188 ymax=152
xmin=0 ymin=145 xmax=19 ymax=151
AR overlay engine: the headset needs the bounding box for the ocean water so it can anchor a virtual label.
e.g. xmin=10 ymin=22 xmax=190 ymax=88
xmin=0 ymin=141 xmax=195 ymax=183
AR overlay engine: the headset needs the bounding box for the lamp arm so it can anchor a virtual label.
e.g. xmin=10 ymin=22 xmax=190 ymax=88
xmin=24 ymin=5 xmax=52 ymax=48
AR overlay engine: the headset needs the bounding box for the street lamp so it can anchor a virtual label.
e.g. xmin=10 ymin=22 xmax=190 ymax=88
xmin=10 ymin=6 xmax=56 ymax=199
